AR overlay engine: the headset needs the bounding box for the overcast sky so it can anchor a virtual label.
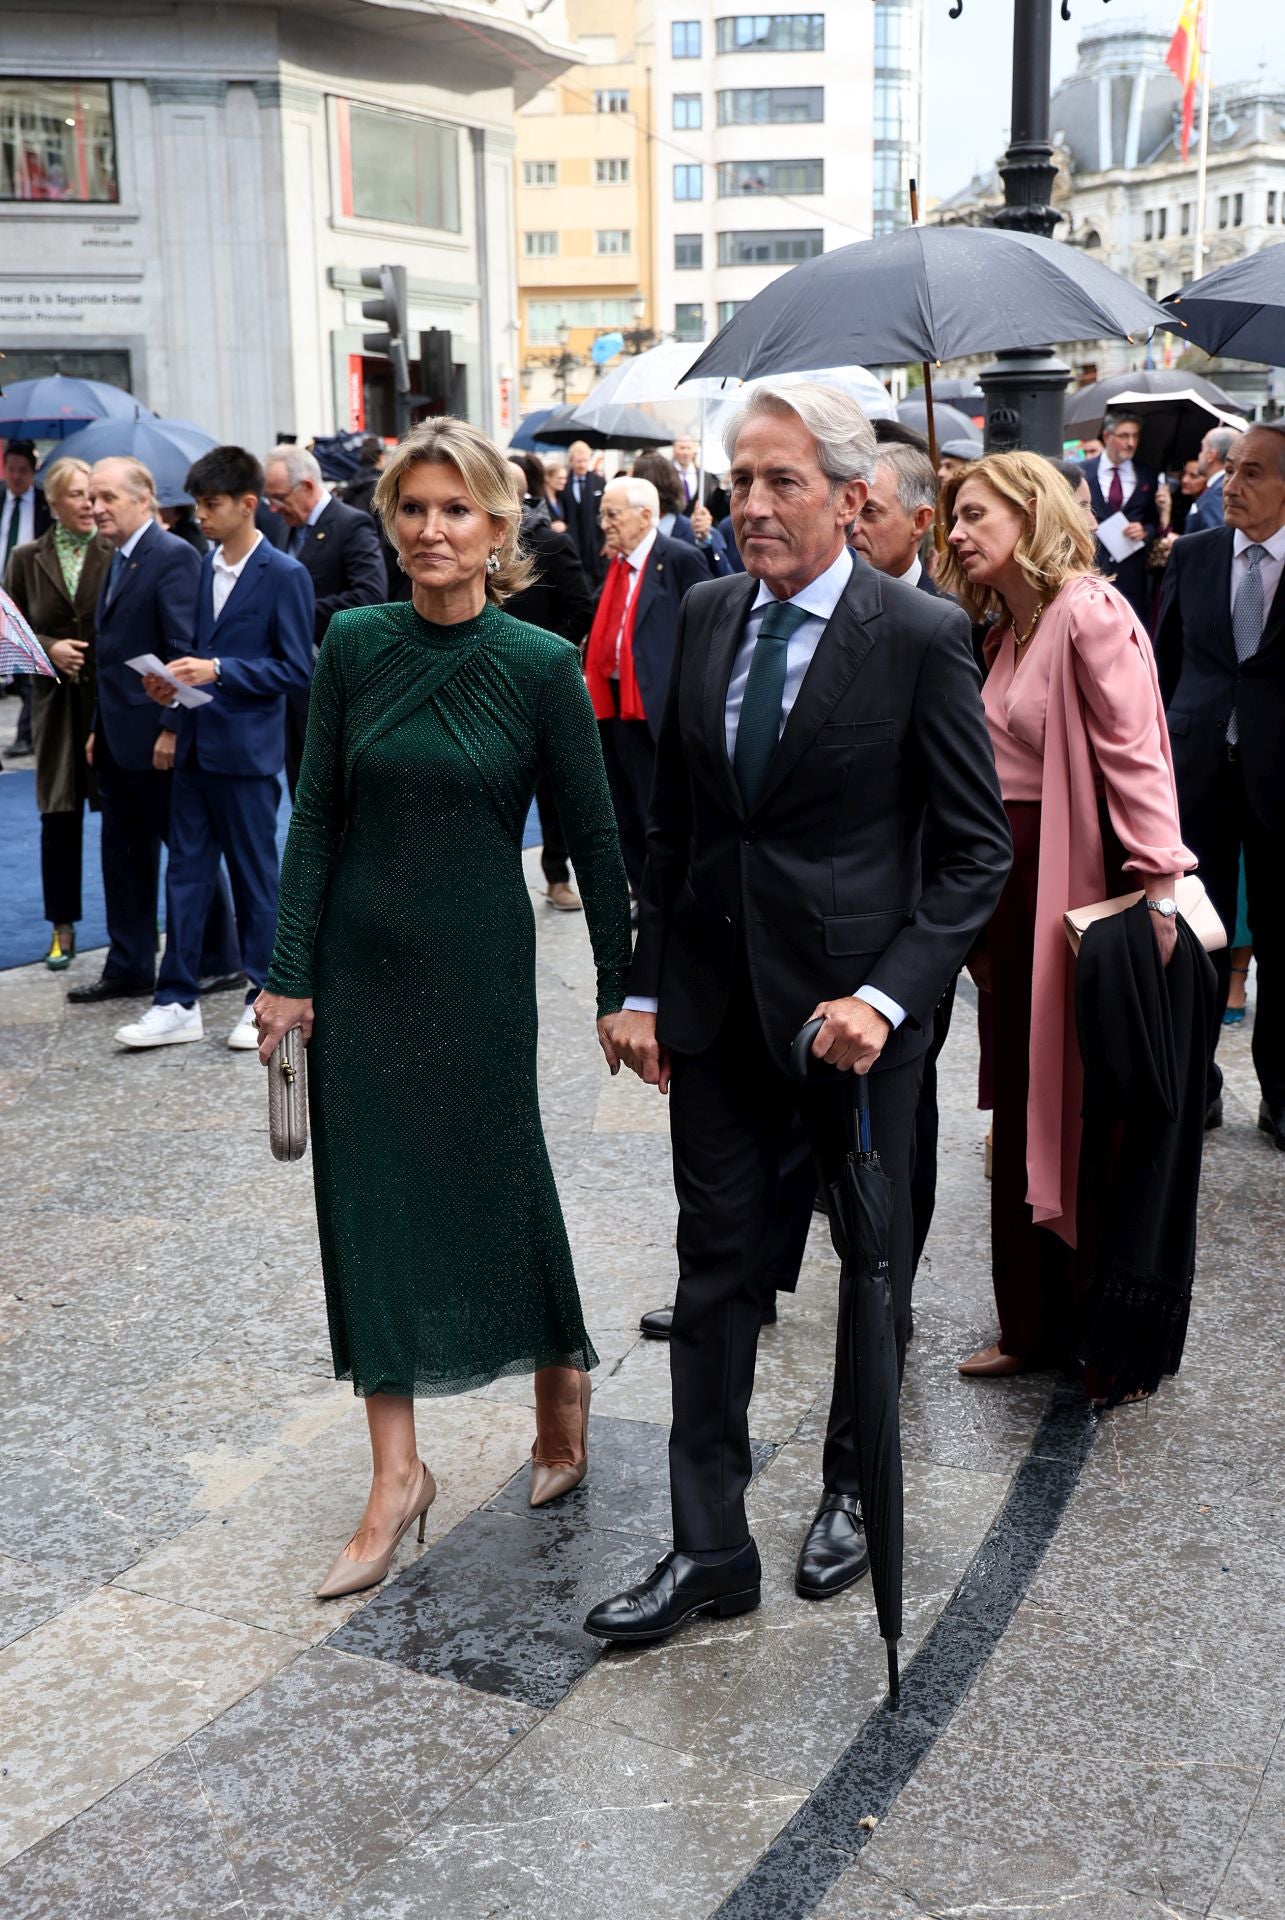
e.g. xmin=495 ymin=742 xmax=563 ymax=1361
xmin=922 ymin=0 xmax=1271 ymax=202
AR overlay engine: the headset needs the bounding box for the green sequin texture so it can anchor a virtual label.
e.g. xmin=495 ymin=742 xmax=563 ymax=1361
xmin=266 ymin=601 xmax=632 ymax=1398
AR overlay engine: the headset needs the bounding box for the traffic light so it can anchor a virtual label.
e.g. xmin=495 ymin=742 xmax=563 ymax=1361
xmin=361 ymin=264 xmax=410 ymax=395
xmin=420 ymin=328 xmax=452 ymax=411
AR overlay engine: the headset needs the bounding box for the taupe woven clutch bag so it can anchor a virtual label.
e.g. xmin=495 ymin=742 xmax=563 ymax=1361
xmin=1064 ymin=874 xmax=1226 ymax=955
xmin=267 ymin=1027 xmax=308 ymax=1161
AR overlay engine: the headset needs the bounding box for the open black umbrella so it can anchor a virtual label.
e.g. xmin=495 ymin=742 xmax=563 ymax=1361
xmin=535 ymin=401 xmax=674 ymax=451
xmin=1064 ymin=370 xmax=1246 ymax=472
xmin=897 ymin=398 xmax=980 ymax=445
xmin=1162 ymin=242 xmax=1285 ymax=365
xmin=791 ymin=1017 xmax=903 ymax=1708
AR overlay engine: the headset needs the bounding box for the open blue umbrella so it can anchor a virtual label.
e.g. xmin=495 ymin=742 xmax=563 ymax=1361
xmin=53 ymin=413 xmax=218 ymax=506
xmin=0 ymin=374 xmax=152 ymax=441
xmin=508 ymin=408 xmax=558 ymax=452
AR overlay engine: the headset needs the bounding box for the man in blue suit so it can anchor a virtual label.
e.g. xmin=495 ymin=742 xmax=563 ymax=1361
xmin=1184 ymin=425 xmax=1240 ymax=534
xmin=116 ymin=448 xmax=315 ymax=1051
xmin=70 ymin=457 xmax=242 ymax=1004
xmin=1080 ymin=410 xmax=1160 ymax=630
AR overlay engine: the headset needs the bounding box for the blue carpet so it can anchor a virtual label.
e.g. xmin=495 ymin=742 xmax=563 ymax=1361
xmin=0 ymin=765 xmax=543 ymax=972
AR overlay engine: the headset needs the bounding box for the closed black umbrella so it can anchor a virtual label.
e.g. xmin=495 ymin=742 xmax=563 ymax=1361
xmin=791 ymin=1018 xmax=903 ymax=1708
xmin=1162 ymin=242 xmax=1285 ymax=365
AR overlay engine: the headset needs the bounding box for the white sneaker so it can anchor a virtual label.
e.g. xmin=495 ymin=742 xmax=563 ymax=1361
xmin=227 ymin=1004 xmax=260 ymax=1051
xmin=114 ymin=1002 xmax=204 ymax=1049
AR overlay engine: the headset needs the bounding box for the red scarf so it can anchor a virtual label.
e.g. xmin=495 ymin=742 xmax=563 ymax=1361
xmin=584 ymin=553 xmax=646 ymax=721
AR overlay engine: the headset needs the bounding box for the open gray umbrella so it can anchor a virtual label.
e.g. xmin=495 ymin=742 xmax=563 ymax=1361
xmin=683 ymin=226 xmax=1170 ymax=386
xmin=1162 ymin=243 xmax=1285 ymax=365
xmin=897 ymin=398 xmax=980 ymax=445
xmin=536 ymin=401 xmax=675 ymax=451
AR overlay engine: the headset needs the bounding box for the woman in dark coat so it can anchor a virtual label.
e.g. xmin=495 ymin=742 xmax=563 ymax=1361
xmin=4 ymin=457 xmax=113 ymax=968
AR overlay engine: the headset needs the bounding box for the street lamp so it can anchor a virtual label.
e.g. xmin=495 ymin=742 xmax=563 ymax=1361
xmin=950 ymin=0 xmax=1111 ymax=454
xmin=548 ymin=317 xmax=580 ymax=403
xmin=621 ymin=293 xmax=659 ymax=358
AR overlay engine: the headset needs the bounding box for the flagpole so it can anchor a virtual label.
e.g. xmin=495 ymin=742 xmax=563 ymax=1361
xmin=1193 ymin=0 xmax=1214 ymax=280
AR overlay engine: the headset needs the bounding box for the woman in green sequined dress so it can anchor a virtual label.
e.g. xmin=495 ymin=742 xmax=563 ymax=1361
xmin=254 ymin=420 xmax=631 ymax=1599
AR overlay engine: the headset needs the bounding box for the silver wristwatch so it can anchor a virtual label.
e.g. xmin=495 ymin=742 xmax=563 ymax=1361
xmin=212 ymin=657 xmax=221 ymax=683
xmin=1145 ymin=897 xmax=1178 ymax=918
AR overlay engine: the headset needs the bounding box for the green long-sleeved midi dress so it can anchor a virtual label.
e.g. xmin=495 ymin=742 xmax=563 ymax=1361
xmin=264 ymin=600 xmax=632 ymax=1398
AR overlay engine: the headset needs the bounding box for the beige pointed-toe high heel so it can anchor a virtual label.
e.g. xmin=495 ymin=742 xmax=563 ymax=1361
xmin=529 ymin=1370 xmax=591 ymax=1508
xmin=315 ymin=1459 xmax=437 ymax=1600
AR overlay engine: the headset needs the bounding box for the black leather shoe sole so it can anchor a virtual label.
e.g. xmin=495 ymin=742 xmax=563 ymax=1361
xmin=583 ymin=1584 xmax=760 ymax=1644
xmin=1204 ymin=1097 xmax=1223 ymax=1131
xmin=639 ymin=1308 xmax=673 ymax=1340
xmin=795 ymin=1554 xmax=870 ymax=1601
xmin=198 ymin=972 xmax=249 ymax=996
xmin=66 ymin=977 xmax=152 ymax=1004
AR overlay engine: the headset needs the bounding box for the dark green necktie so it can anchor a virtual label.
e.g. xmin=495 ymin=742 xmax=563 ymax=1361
xmin=733 ymin=599 xmax=810 ymax=810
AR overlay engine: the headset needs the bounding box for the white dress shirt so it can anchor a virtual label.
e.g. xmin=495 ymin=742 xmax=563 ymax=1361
xmin=1096 ymin=451 xmax=1136 ymax=506
xmin=625 ymin=543 xmax=906 ymax=1029
xmin=211 ymin=531 xmax=263 ymax=621
xmin=893 ymin=553 xmax=922 ymax=589
xmin=117 ymin=521 xmax=151 ymax=561
xmin=0 ymin=486 xmax=35 ymax=554
xmin=1230 ymin=523 xmax=1285 ymax=621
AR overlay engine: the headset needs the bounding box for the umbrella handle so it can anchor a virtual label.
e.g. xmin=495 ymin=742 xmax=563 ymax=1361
xmin=787 ymin=1017 xmax=873 ymax=1153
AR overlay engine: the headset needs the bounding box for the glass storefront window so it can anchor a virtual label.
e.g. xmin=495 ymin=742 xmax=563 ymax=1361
xmin=339 ymin=99 xmax=461 ymax=232
xmin=0 ymin=79 xmax=117 ymax=201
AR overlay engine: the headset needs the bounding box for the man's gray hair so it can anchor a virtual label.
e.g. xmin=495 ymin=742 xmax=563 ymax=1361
xmin=1204 ymin=425 xmax=1241 ymax=463
xmin=607 ymin=476 xmax=660 ymax=518
xmin=723 ymin=382 xmax=877 ymax=487
xmin=266 ymin=443 xmax=322 ymax=488
xmin=875 ymin=443 xmax=938 ymax=515
xmin=1102 ymin=410 xmax=1142 ymax=436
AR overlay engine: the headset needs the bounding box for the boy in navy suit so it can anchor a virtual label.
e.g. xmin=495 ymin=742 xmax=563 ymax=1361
xmin=117 ymin=448 xmax=314 ymax=1051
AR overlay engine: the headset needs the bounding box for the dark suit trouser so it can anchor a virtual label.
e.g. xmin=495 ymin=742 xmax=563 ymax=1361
xmin=910 ymin=974 xmax=958 ymax=1273
xmin=535 ymin=777 xmax=570 ymax=886
xmin=1182 ymin=752 xmax=1285 ymax=1109
xmin=284 ymin=688 xmax=311 ymax=802
xmin=156 ymin=765 xmax=280 ymax=1007
xmin=667 ymin=959 xmax=922 ymax=1552
xmin=95 ymin=730 xmax=239 ymax=987
xmin=598 ymin=708 xmax=655 ymax=895
xmin=41 ymin=807 xmax=86 ymax=925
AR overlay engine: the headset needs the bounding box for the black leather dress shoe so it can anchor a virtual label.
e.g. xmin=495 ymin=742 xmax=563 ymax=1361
xmin=640 ymin=1297 xmax=777 ymax=1340
xmin=67 ymin=974 xmax=152 ymax=1005
xmin=583 ymin=1541 xmax=761 ymax=1644
xmin=1204 ymin=1096 xmax=1224 ymax=1132
xmin=198 ymin=970 xmax=248 ymax=996
xmin=1258 ymin=1100 xmax=1285 ymax=1151
xmin=795 ymin=1494 xmax=870 ymax=1600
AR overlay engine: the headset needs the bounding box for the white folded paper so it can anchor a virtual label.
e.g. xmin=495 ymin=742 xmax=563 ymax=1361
xmin=1095 ymin=510 xmax=1145 ymax=564
xmin=126 ymin=653 xmax=214 ymax=709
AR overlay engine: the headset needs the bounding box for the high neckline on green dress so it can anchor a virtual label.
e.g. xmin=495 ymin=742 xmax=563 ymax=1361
xmin=406 ymin=600 xmax=499 ymax=649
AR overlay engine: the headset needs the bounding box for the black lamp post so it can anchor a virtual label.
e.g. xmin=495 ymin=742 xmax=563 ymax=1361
xmin=549 ymin=319 xmax=580 ymax=403
xmin=951 ymin=0 xmax=1109 ymax=455
xmin=621 ymin=293 xmax=660 ymax=358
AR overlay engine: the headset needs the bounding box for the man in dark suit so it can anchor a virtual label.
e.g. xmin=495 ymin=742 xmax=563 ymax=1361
xmin=117 ymin=447 xmax=314 ymax=1051
xmin=556 ymin=440 xmax=607 ymax=588
xmin=1184 ymin=425 xmax=1240 ymax=534
xmin=262 ymin=443 xmax=387 ymax=797
xmin=585 ymin=385 xmax=1010 ymax=1643
xmin=70 ymin=457 xmax=241 ymax=1004
xmin=2 ymin=440 xmax=53 ymax=754
xmin=1154 ymin=424 xmax=1285 ymax=1147
xmin=582 ymin=475 xmax=708 ymax=897
xmin=1081 ymin=410 xmax=1159 ymax=630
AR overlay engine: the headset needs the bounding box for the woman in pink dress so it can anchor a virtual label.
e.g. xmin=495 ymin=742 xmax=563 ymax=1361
xmin=938 ymin=452 xmax=1195 ymax=1384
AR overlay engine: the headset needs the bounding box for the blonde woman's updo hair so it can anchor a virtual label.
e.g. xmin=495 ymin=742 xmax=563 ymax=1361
xmin=42 ymin=456 xmax=91 ymax=507
xmin=373 ymin=418 xmax=535 ymax=605
xmin=938 ymin=449 xmax=1098 ymax=624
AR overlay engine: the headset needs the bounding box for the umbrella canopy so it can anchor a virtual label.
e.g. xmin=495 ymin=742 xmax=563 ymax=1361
xmin=1065 ymin=367 xmax=1239 ymax=430
xmin=0 ymin=374 xmax=152 ymax=441
xmin=1162 ymin=242 xmax=1285 ymax=365
xmin=0 ymin=587 xmax=57 ymax=678
xmin=508 ymin=408 xmax=561 ymax=452
xmin=538 ymin=401 xmax=675 ymax=451
xmin=683 ymin=225 xmax=1170 ymax=383
xmin=791 ymin=1018 xmax=904 ymax=1709
xmin=896 ymin=398 xmax=980 ymax=444
xmin=575 ymin=341 xmax=731 ymax=419
xmin=53 ymin=414 xmax=218 ymax=506
xmin=923 ymin=376 xmax=986 ymax=411
xmin=1065 ymin=381 xmax=1246 ymax=474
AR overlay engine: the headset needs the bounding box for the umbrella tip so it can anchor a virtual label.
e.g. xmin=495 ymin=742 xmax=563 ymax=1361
xmin=886 ymin=1641 xmax=900 ymax=1711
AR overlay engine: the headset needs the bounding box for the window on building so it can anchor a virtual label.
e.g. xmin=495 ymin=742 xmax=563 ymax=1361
xmin=340 ymin=100 xmax=461 ymax=230
xmin=717 ymin=158 xmax=823 ymax=196
xmin=1181 ymin=269 xmax=1194 ymax=286
xmin=715 ymin=14 xmax=826 ymax=53
xmin=874 ymin=5 xmax=912 ymax=62
xmin=0 ymin=78 xmax=117 ymax=201
xmin=595 ymin=158 xmax=630 ymax=185
xmin=717 ymin=227 xmax=823 ymax=265
xmin=1145 ymin=275 xmax=1159 ymax=299
xmin=523 ymin=230 xmax=559 ymax=257
xmin=1157 ymin=207 xmax=1167 ymax=239
xmin=594 ymin=89 xmax=630 ymax=114
xmin=673 ymin=94 xmax=703 ymax=130
xmin=672 ymin=20 xmax=702 ymax=57
xmin=717 ymin=300 xmax=746 ymax=327
xmin=1218 ymin=195 xmax=1229 ymax=229
xmin=674 ymin=303 xmax=705 ymax=341
xmin=522 ymin=160 xmax=557 ymax=187
xmin=1233 ymin=192 xmax=1244 ymax=227
xmin=595 ymin=228 xmax=632 ymax=254
xmin=1144 ymin=210 xmax=1154 ymax=241
xmin=674 ymin=163 xmax=703 ymax=201
xmin=1269 ymin=190 xmax=1278 ymax=225
xmin=528 ymin=296 xmax=638 ymax=344
xmin=674 ymin=232 xmax=704 ymax=269
xmin=716 ymin=88 xmax=823 ymax=124
xmin=1180 ymin=201 xmax=1191 ymax=234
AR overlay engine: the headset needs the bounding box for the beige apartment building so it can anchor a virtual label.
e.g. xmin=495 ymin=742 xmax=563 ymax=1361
xmin=515 ymin=0 xmax=656 ymax=415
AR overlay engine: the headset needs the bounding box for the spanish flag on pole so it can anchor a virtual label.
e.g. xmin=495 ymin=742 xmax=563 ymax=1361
xmin=1167 ymin=0 xmax=1203 ymax=162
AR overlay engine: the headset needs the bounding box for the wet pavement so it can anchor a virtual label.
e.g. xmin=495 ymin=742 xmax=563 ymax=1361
xmin=0 ymin=846 xmax=1281 ymax=1920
